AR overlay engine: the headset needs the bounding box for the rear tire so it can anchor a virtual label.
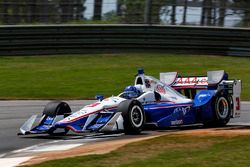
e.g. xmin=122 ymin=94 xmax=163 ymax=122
xmin=43 ymin=101 xmax=72 ymax=135
xmin=118 ymin=100 xmax=145 ymax=135
xmin=203 ymin=94 xmax=231 ymax=127
xmin=214 ymin=95 xmax=231 ymax=126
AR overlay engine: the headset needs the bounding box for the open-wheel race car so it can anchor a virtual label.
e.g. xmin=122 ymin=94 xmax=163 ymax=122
xmin=19 ymin=69 xmax=241 ymax=135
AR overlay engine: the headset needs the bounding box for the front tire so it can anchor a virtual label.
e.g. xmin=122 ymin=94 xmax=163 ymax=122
xmin=43 ymin=101 xmax=71 ymax=116
xmin=118 ymin=100 xmax=145 ymax=135
xmin=43 ymin=101 xmax=72 ymax=135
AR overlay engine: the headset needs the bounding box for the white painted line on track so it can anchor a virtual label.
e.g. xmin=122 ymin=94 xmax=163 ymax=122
xmin=2 ymin=140 xmax=85 ymax=166
xmin=0 ymin=157 xmax=33 ymax=167
xmin=12 ymin=139 xmax=85 ymax=153
xmin=12 ymin=140 xmax=60 ymax=153
xmin=229 ymin=122 xmax=250 ymax=126
xmin=242 ymin=101 xmax=250 ymax=104
xmin=0 ymin=154 xmax=6 ymax=158
xmin=28 ymin=144 xmax=83 ymax=152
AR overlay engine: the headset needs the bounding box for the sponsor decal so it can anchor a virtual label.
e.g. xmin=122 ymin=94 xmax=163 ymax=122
xmin=44 ymin=116 xmax=54 ymax=124
xmin=87 ymin=102 xmax=100 ymax=107
xmin=173 ymin=106 xmax=191 ymax=116
xmin=236 ymin=97 xmax=240 ymax=110
xmin=171 ymin=106 xmax=191 ymax=126
xmin=175 ymin=77 xmax=208 ymax=86
xmin=46 ymin=116 xmax=53 ymax=121
xmin=171 ymin=119 xmax=183 ymax=125
xmin=61 ymin=110 xmax=88 ymax=122
xmin=156 ymin=84 xmax=166 ymax=94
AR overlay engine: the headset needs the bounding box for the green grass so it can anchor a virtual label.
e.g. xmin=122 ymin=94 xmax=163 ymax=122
xmin=27 ymin=134 xmax=250 ymax=167
xmin=0 ymin=53 xmax=249 ymax=99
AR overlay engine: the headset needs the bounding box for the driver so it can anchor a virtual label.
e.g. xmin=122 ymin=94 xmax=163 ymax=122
xmin=122 ymin=85 xmax=142 ymax=99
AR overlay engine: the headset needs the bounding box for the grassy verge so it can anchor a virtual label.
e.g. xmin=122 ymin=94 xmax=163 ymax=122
xmin=27 ymin=134 xmax=250 ymax=167
xmin=0 ymin=53 xmax=249 ymax=99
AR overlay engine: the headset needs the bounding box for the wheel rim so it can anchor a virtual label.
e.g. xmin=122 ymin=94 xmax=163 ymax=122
xmin=130 ymin=105 xmax=143 ymax=128
xmin=216 ymin=97 xmax=229 ymax=119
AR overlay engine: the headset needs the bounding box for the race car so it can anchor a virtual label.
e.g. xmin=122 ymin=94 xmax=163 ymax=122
xmin=19 ymin=69 xmax=241 ymax=135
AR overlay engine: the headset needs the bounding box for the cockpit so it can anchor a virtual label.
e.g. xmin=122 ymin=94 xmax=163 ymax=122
xmin=119 ymin=85 xmax=143 ymax=99
xmin=134 ymin=72 xmax=192 ymax=103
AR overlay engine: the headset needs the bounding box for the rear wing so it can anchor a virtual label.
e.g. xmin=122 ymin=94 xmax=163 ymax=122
xmin=160 ymin=71 xmax=208 ymax=99
xmin=160 ymin=70 xmax=228 ymax=89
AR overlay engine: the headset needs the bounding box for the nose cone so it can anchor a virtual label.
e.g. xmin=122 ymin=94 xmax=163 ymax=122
xmin=55 ymin=118 xmax=84 ymax=133
xmin=55 ymin=119 xmax=70 ymax=128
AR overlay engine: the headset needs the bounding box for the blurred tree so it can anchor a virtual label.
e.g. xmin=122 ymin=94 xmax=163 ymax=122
xmin=182 ymin=0 xmax=188 ymax=25
xmin=0 ymin=0 xmax=10 ymax=24
xmin=218 ymin=0 xmax=227 ymax=26
xmin=171 ymin=0 xmax=176 ymax=25
xmin=93 ymin=0 xmax=102 ymax=20
xmin=11 ymin=0 xmax=20 ymax=24
xmin=119 ymin=0 xmax=170 ymax=24
xmin=30 ymin=0 xmax=37 ymax=23
xmin=60 ymin=0 xmax=73 ymax=22
xmin=75 ymin=0 xmax=85 ymax=20
xmin=0 ymin=0 xmax=85 ymax=24
xmin=117 ymin=0 xmax=124 ymax=16
xmin=103 ymin=10 xmax=121 ymax=23
xmin=119 ymin=0 xmax=144 ymax=23
xmin=233 ymin=0 xmax=250 ymax=27
xmin=201 ymin=0 xmax=212 ymax=26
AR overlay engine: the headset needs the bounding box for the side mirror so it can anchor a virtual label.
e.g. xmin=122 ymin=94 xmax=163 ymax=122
xmin=95 ymin=95 xmax=104 ymax=101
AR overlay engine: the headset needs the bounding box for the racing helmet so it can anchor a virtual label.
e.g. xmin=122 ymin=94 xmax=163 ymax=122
xmin=122 ymin=85 xmax=142 ymax=99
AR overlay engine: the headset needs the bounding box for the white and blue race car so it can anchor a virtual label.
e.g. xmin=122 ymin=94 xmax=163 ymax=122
xmin=19 ymin=69 xmax=241 ymax=135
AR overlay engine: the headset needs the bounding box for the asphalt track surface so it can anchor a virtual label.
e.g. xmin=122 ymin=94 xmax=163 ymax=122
xmin=0 ymin=100 xmax=249 ymax=157
xmin=0 ymin=100 xmax=94 ymax=156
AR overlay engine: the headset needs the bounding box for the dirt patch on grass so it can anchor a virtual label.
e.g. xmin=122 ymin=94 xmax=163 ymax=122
xmin=174 ymin=126 xmax=250 ymax=138
xmin=21 ymin=126 xmax=250 ymax=166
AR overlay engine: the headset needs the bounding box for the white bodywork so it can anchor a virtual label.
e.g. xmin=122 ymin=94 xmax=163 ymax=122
xmin=58 ymin=96 xmax=126 ymax=132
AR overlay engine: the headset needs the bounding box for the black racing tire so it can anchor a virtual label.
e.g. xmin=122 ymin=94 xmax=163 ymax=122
xmin=214 ymin=95 xmax=231 ymax=126
xmin=203 ymin=94 xmax=231 ymax=127
xmin=118 ymin=99 xmax=145 ymax=135
xmin=43 ymin=101 xmax=71 ymax=116
xmin=43 ymin=101 xmax=72 ymax=135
